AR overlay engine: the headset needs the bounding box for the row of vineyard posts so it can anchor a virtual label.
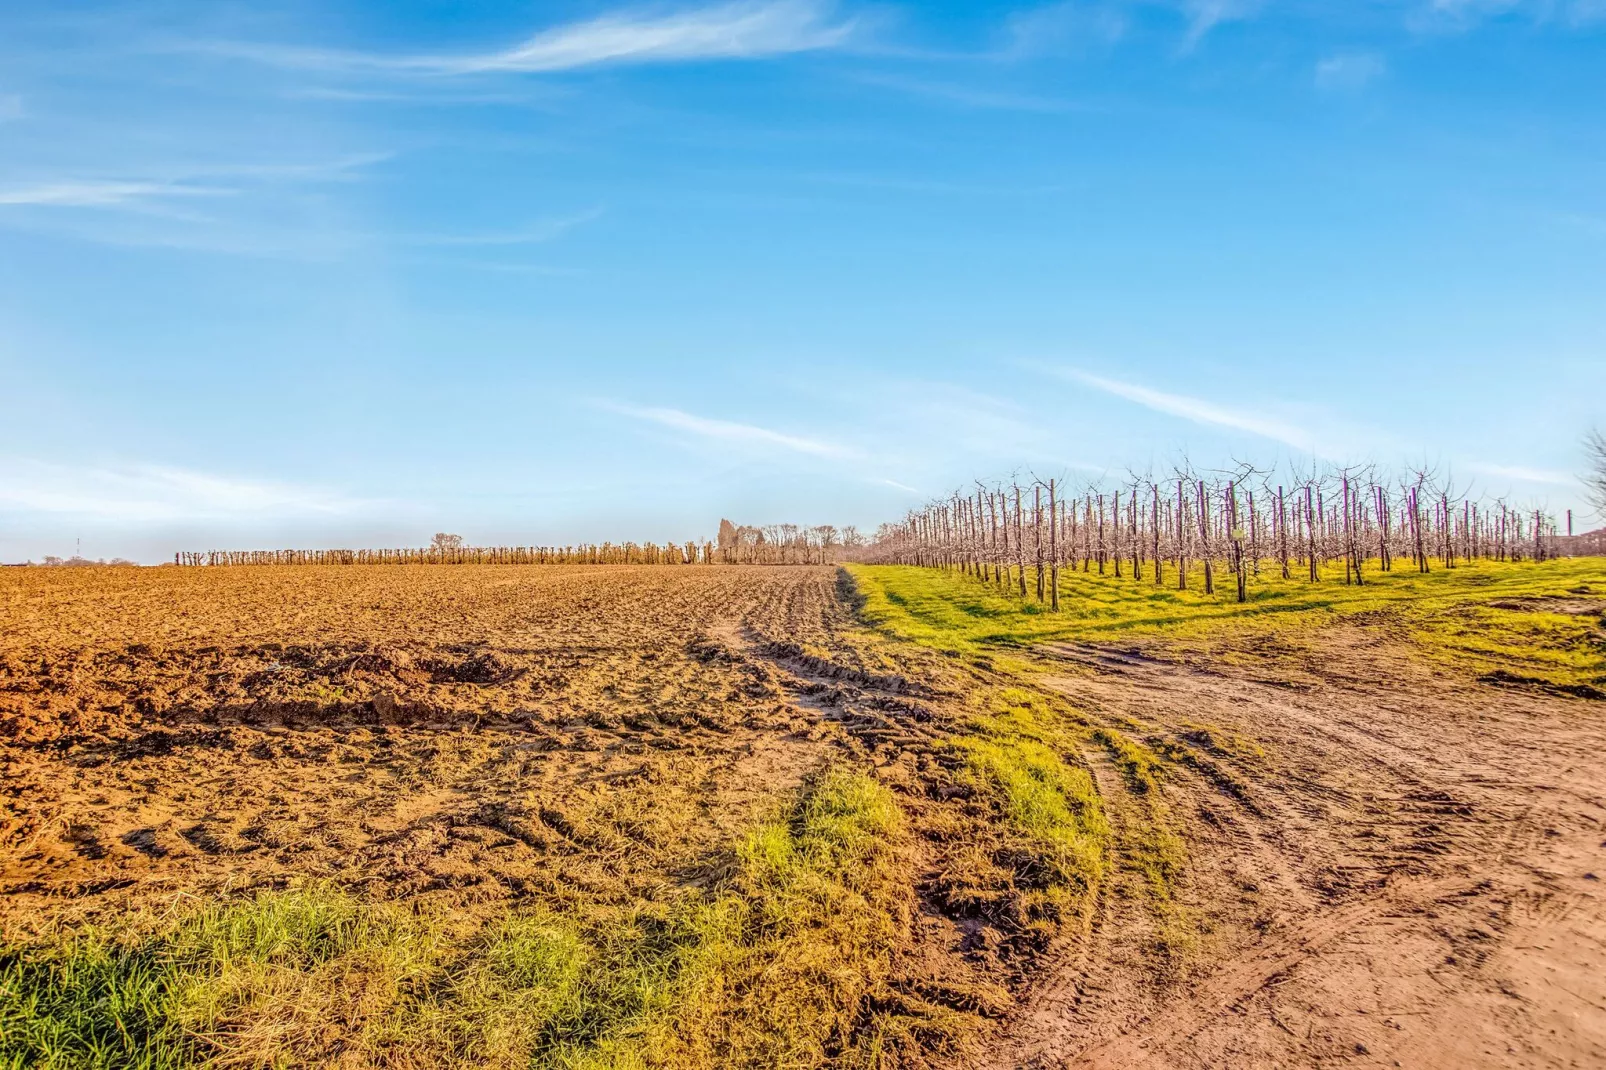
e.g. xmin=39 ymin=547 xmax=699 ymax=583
xmin=864 ymin=465 xmax=1569 ymax=606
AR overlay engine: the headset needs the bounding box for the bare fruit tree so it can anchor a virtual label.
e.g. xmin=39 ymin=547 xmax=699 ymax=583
xmin=858 ymin=456 xmax=1568 ymax=602
xmin=431 ymin=533 xmax=465 ymax=553
xmin=1586 ymin=429 xmax=1606 ymax=517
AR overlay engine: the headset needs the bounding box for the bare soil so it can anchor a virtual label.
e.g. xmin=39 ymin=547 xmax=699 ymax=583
xmin=968 ymin=626 xmax=1606 ymax=1069
xmin=0 ymin=566 xmax=859 ymax=934
xmin=0 ymin=564 xmax=1030 ymax=1053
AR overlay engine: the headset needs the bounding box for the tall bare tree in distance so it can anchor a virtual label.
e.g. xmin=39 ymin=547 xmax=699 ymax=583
xmin=1586 ymin=429 xmax=1606 ymax=518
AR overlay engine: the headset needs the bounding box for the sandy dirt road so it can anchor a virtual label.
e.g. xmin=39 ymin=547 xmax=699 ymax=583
xmin=971 ymin=627 xmax=1606 ymax=1069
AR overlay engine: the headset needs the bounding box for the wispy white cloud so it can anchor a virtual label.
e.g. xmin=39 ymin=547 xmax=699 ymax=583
xmin=874 ymin=477 xmax=922 ymax=494
xmin=0 ymin=180 xmax=228 ymax=208
xmin=282 ymin=87 xmax=564 ymax=107
xmin=0 ymin=155 xmax=387 ymax=213
xmin=1314 ymin=51 xmax=1386 ymax=91
xmin=799 ymin=169 xmax=1072 ymax=196
xmin=604 ymin=402 xmax=858 ymax=458
xmin=0 ymin=204 xmax=595 ymax=260
xmin=1411 ymin=0 xmax=1604 ymax=31
xmin=191 ymin=1 xmax=857 ymax=76
xmin=1181 ymin=0 xmax=1259 ymax=50
xmin=0 ymin=460 xmax=374 ymax=523
xmin=1465 ymin=462 xmax=1576 ymax=486
xmin=402 ymin=257 xmax=589 ymax=276
xmin=0 ymin=157 xmax=594 ymax=259
xmin=398 ymin=208 xmax=603 ymax=247
xmin=189 ymin=154 xmax=394 ymax=182
xmin=1047 ymin=368 xmax=1325 ymax=454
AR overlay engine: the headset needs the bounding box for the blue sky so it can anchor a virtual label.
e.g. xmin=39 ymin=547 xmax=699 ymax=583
xmin=1 ymin=0 xmax=1602 ymax=561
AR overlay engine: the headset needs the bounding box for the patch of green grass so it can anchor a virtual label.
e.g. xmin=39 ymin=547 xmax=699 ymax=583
xmin=1409 ymin=601 xmax=1606 ymax=689
xmin=1088 ymin=728 xmax=1186 ymax=907
xmin=0 ymin=887 xmax=440 ymax=1069
xmin=956 ymin=706 xmax=1106 ymax=889
xmin=918 ymin=686 xmax=1111 ymax=944
xmin=0 ymin=770 xmax=916 ymax=1070
xmin=1091 ymin=728 xmax=1164 ymax=796
xmin=1176 ymin=722 xmax=1265 ymax=762
xmin=848 ymin=560 xmax=1606 ymax=688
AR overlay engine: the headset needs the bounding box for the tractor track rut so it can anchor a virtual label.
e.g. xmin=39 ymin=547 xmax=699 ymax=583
xmin=966 ymin=627 xmax=1606 ymax=1069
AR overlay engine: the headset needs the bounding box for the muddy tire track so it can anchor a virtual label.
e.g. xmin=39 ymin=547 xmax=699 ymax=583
xmin=966 ymin=627 xmax=1606 ymax=1070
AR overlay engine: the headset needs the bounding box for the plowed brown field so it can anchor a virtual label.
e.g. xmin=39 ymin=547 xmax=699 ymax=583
xmin=0 ymin=565 xmax=868 ymax=929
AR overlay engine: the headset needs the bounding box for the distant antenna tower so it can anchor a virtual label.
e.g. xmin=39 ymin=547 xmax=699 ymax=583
xmin=76 ymin=537 xmax=81 ymax=558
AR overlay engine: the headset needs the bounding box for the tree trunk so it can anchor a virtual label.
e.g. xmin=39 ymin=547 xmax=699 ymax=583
xmin=1152 ymin=483 xmax=1164 ymax=586
xmin=1177 ymin=480 xmax=1188 ymax=591
xmin=1015 ymin=486 xmax=1028 ymax=596
xmin=1278 ymin=486 xmax=1290 ymax=580
xmin=1048 ymin=479 xmax=1060 ymax=610
xmin=1034 ymin=484 xmax=1045 ymax=602
xmin=1112 ymin=490 xmax=1122 ymax=578
xmin=1306 ymin=484 xmax=1318 ymax=581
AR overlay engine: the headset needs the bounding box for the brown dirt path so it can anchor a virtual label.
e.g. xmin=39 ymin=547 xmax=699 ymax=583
xmin=968 ymin=627 xmax=1606 ymax=1069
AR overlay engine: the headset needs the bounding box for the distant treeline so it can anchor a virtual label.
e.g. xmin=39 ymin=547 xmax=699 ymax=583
xmin=1549 ymin=529 xmax=1606 ymax=557
xmin=173 ymin=520 xmax=867 ymax=568
xmin=175 ymin=544 xmax=715 ymax=567
xmin=713 ymin=520 xmax=865 ymax=565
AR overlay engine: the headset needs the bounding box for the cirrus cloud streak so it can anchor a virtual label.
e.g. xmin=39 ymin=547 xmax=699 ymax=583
xmin=0 ymin=459 xmax=377 ymax=523
xmin=602 ymin=401 xmax=858 ymax=459
xmin=188 ymin=0 xmax=858 ymax=76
